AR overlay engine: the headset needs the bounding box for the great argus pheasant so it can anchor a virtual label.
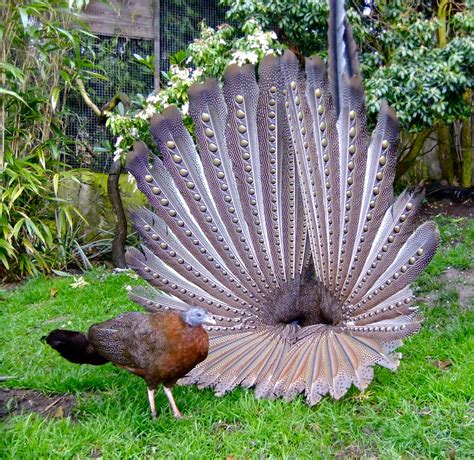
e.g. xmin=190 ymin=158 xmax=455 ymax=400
xmin=125 ymin=0 xmax=439 ymax=405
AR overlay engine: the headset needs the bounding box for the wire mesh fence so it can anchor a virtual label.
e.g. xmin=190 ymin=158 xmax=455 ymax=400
xmin=64 ymin=0 xmax=227 ymax=172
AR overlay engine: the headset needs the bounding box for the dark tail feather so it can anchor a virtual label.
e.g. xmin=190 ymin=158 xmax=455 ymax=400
xmin=41 ymin=329 xmax=108 ymax=365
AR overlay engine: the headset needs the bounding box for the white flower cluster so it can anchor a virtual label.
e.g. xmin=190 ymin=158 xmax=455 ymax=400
xmin=134 ymin=65 xmax=203 ymax=122
xmin=229 ymin=25 xmax=279 ymax=66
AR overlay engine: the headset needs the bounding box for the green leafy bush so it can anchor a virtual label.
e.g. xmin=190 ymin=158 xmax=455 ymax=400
xmin=0 ymin=0 xmax=96 ymax=279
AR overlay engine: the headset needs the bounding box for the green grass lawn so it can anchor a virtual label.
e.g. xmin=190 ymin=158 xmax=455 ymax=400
xmin=1 ymin=216 xmax=473 ymax=459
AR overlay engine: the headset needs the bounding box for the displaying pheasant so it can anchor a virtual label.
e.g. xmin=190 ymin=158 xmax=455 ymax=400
xmin=125 ymin=0 xmax=439 ymax=405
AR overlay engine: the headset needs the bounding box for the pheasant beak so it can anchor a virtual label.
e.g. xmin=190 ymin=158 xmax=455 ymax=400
xmin=204 ymin=313 xmax=217 ymax=325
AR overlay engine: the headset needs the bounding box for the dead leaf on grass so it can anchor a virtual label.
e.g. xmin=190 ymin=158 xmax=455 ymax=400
xmin=432 ymin=359 xmax=453 ymax=370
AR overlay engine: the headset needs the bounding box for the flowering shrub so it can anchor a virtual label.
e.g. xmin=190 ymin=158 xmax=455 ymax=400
xmin=107 ymin=20 xmax=282 ymax=159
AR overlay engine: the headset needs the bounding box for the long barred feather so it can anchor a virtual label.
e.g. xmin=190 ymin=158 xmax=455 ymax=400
xmin=125 ymin=1 xmax=439 ymax=404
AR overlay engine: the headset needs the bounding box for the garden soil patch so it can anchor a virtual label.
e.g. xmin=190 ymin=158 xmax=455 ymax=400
xmin=0 ymin=388 xmax=76 ymax=420
xmin=440 ymin=268 xmax=474 ymax=309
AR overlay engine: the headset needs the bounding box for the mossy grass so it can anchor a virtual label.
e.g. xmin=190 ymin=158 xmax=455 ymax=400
xmin=1 ymin=216 xmax=472 ymax=458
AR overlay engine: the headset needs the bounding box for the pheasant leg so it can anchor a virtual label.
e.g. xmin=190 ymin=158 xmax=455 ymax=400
xmin=147 ymin=387 xmax=156 ymax=418
xmin=163 ymin=386 xmax=182 ymax=418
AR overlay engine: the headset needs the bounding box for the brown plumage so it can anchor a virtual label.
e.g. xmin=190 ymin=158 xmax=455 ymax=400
xmin=43 ymin=308 xmax=215 ymax=418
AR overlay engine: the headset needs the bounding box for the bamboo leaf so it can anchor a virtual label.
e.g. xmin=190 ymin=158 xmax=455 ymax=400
xmin=0 ymin=88 xmax=29 ymax=106
xmin=53 ymin=173 xmax=59 ymax=197
xmin=51 ymin=87 xmax=60 ymax=111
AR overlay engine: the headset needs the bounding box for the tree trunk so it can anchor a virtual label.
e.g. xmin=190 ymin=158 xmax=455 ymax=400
xmin=437 ymin=123 xmax=455 ymax=185
xmin=395 ymin=129 xmax=431 ymax=182
xmin=107 ymin=159 xmax=128 ymax=268
xmin=460 ymin=89 xmax=472 ymax=187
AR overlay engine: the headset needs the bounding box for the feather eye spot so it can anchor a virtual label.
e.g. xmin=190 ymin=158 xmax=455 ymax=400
xmin=209 ymin=143 xmax=218 ymax=153
xmin=151 ymin=234 xmax=159 ymax=240
xmin=400 ymin=214 xmax=407 ymax=222
xmin=201 ymin=112 xmax=210 ymax=122
xmin=369 ymin=200 xmax=375 ymax=208
xmin=152 ymin=186 xmax=161 ymax=195
xmin=269 ymin=98 xmax=276 ymax=106
xmin=160 ymin=198 xmax=169 ymax=206
xmin=166 ymin=141 xmax=176 ymax=149
xmin=323 ymin=153 xmax=329 ymax=162
xmin=224 ymin=195 xmax=231 ymax=202
xmin=388 ymin=235 xmax=394 ymax=242
xmin=348 ymin=144 xmax=356 ymax=154
xmin=236 ymin=109 xmax=245 ymax=119
xmin=349 ymin=127 xmax=356 ymax=138
xmin=376 ymin=171 xmax=383 ymax=181
xmin=217 ymin=171 xmax=225 ymax=179
xmin=185 ymin=230 xmax=192 ymax=236
xmin=199 ymin=205 xmax=207 ymax=212
xmin=409 ymin=257 xmax=416 ymax=265
xmin=269 ymin=111 xmax=276 ymax=119
xmin=144 ymin=175 xmax=153 ymax=183
xmin=269 ymin=147 xmax=276 ymax=154
xmin=406 ymin=202 xmax=413 ymax=211
xmin=379 ymin=156 xmax=387 ymax=166
xmin=248 ymin=188 xmax=255 ymax=195
xmin=244 ymin=165 xmax=252 ymax=172
xmin=295 ymin=96 xmax=301 ymax=105
xmin=269 ymin=123 xmax=276 ymax=131
xmin=290 ymin=81 xmax=297 ymax=90
xmin=240 ymin=139 xmax=249 ymax=147
xmin=228 ymin=207 xmax=235 ymax=213
xmin=172 ymin=154 xmax=182 ymax=164
xmin=168 ymin=210 xmax=177 ymax=217
xmin=235 ymin=95 xmax=244 ymax=103
xmin=318 ymin=104 xmax=324 ymax=114
xmin=321 ymin=138 xmax=328 ymax=148
xmin=382 ymin=140 xmax=389 ymax=149
xmin=315 ymin=88 xmax=322 ymax=97
xmin=349 ymin=110 xmax=356 ymax=120
xmin=373 ymin=186 xmax=380 ymax=195
xmin=347 ymin=177 xmax=353 ymax=185
xmin=417 ymin=248 xmax=424 ymax=256
xmin=242 ymin=152 xmax=251 ymax=160
xmin=401 ymin=265 xmax=407 ymax=273
xmin=319 ymin=122 xmax=327 ymax=131
xmin=270 ymin=86 xmax=277 ymax=93
xmin=238 ymin=124 xmax=247 ymax=134
xmin=269 ymin=135 xmax=276 ymax=142
xmin=186 ymin=181 xmax=194 ymax=189
xmin=193 ymin=193 xmax=201 ymax=201
xmin=212 ymin=157 xmax=221 ymax=166
xmin=348 ymin=161 xmax=354 ymax=170
xmin=179 ymin=168 xmax=189 ymax=177
xmin=366 ymin=213 xmax=372 ymax=221
xmin=394 ymin=225 xmax=401 ymax=233
xmin=144 ymin=267 xmax=151 ymax=273
xmin=143 ymin=224 xmax=151 ymax=232
xmin=220 ymin=183 xmax=228 ymax=191
xmin=159 ymin=242 xmax=168 ymax=249
xmin=382 ymin=245 xmax=388 ymax=252
xmin=205 ymin=128 xmax=214 ymax=137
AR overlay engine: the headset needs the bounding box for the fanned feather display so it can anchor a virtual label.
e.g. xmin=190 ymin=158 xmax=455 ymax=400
xmin=125 ymin=1 xmax=439 ymax=404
